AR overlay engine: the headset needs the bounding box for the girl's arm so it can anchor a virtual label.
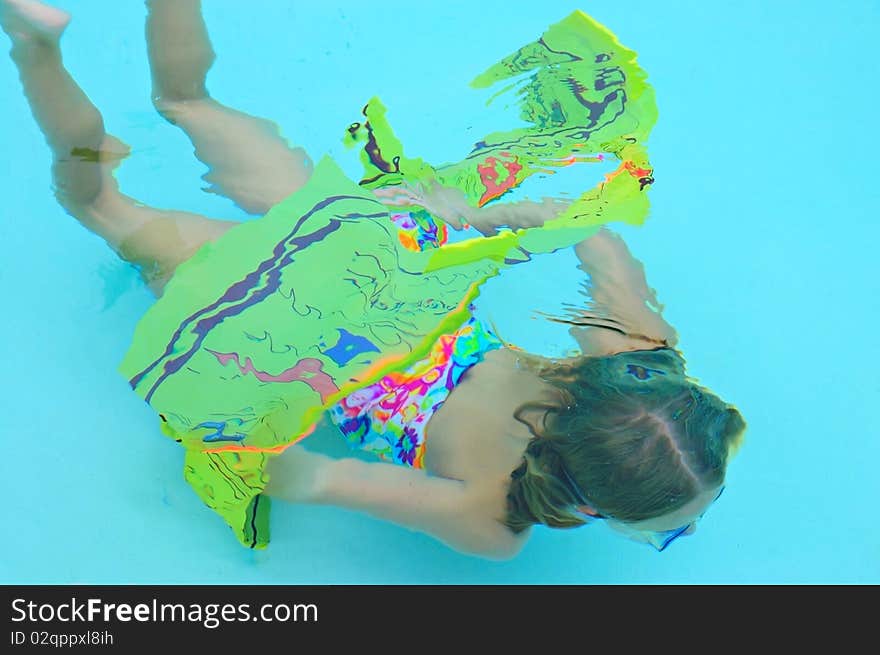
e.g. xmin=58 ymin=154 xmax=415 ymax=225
xmin=374 ymin=183 xmax=676 ymax=356
xmin=567 ymin=227 xmax=678 ymax=356
xmin=372 ymin=182 xmax=570 ymax=235
xmin=265 ymin=445 xmax=525 ymax=560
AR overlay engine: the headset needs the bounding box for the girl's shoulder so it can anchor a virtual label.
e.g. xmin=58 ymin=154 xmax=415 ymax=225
xmin=458 ymin=475 xmax=531 ymax=561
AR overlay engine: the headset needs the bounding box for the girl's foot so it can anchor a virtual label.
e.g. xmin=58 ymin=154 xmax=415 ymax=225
xmin=0 ymin=0 xmax=70 ymax=43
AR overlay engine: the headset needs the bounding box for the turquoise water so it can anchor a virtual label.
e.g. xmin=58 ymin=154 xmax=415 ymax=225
xmin=2 ymin=0 xmax=877 ymax=584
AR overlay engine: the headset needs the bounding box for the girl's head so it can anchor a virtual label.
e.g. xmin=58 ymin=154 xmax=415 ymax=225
xmin=504 ymin=347 xmax=746 ymax=550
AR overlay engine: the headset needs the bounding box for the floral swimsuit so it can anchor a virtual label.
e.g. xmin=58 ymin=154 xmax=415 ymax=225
xmin=327 ymin=310 xmax=503 ymax=468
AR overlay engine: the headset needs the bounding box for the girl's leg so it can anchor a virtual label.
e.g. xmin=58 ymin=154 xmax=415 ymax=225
xmin=145 ymin=0 xmax=313 ymax=215
xmin=1 ymin=0 xmax=238 ymax=297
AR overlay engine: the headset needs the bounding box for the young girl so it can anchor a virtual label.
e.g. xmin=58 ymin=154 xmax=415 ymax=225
xmin=2 ymin=0 xmax=745 ymax=559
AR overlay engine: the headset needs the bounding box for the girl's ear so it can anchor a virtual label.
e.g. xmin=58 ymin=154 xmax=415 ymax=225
xmin=513 ymin=401 xmax=556 ymax=436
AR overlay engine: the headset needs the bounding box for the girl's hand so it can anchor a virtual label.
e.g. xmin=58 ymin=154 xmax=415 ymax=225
xmin=372 ymin=182 xmax=473 ymax=230
xmin=264 ymin=444 xmax=334 ymax=504
xmin=372 ymin=181 xmax=570 ymax=236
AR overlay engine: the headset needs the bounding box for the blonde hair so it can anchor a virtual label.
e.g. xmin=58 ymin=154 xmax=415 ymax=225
xmin=504 ymin=348 xmax=746 ymax=532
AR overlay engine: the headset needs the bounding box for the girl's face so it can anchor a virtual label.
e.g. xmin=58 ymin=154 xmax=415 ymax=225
xmin=607 ymin=485 xmax=725 ymax=551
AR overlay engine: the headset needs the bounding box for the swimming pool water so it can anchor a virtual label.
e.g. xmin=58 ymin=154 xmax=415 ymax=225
xmin=1 ymin=0 xmax=877 ymax=584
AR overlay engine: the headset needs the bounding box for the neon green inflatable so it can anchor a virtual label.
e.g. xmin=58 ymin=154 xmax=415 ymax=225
xmin=119 ymin=10 xmax=658 ymax=547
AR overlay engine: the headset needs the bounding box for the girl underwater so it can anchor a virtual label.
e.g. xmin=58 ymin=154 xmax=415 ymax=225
xmin=2 ymin=0 xmax=746 ymax=559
